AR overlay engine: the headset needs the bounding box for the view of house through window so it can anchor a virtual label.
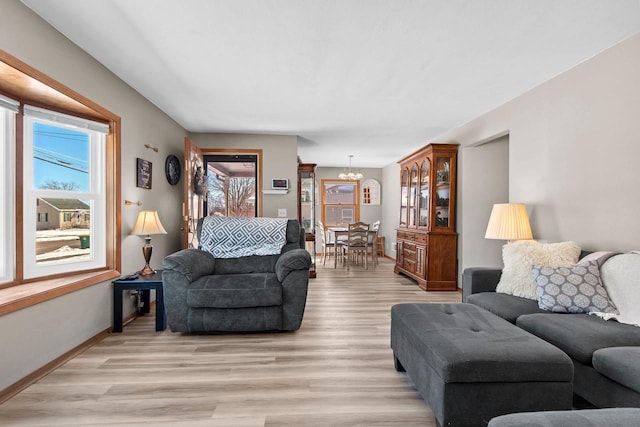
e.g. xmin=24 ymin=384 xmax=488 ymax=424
xmin=22 ymin=108 xmax=107 ymax=279
xmin=321 ymin=180 xmax=360 ymax=227
xmin=31 ymin=122 xmax=92 ymax=264
xmin=204 ymin=154 xmax=257 ymax=217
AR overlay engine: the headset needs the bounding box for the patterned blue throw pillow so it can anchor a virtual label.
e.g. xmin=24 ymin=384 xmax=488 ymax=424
xmin=531 ymin=260 xmax=619 ymax=314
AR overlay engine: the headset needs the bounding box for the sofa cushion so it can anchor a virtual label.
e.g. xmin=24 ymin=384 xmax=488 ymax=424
xmin=214 ymin=255 xmax=279 ymax=275
xmin=187 ymin=273 xmax=282 ymax=308
xmin=532 ymin=261 xmax=618 ymax=314
xmin=467 ymin=292 xmax=546 ymax=323
xmin=496 ymin=240 xmax=581 ymax=300
xmin=516 ymin=313 xmax=640 ymax=365
xmin=592 ymin=347 xmax=640 ymax=394
xmin=488 ymin=408 xmax=640 ymax=427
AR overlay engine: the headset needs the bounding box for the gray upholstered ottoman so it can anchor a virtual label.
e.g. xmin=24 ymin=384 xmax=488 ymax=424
xmin=390 ymin=303 xmax=574 ymax=427
xmin=488 ymin=408 xmax=640 ymax=427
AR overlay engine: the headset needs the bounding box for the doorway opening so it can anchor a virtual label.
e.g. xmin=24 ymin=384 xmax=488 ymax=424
xmin=203 ymin=154 xmax=258 ymax=217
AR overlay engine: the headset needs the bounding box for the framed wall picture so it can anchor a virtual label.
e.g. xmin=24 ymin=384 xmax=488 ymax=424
xmin=136 ymin=158 xmax=152 ymax=189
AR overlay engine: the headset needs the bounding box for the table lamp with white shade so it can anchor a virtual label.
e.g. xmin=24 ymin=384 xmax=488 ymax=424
xmin=130 ymin=210 xmax=167 ymax=275
xmin=485 ymin=203 xmax=533 ymax=242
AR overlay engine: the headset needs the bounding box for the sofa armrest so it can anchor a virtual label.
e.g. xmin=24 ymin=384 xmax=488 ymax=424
xmin=462 ymin=267 xmax=502 ymax=302
xmin=162 ymin=248 xmax=216 ymax=282
xmin=277 ymin=249 xmax=311 ymax=331
xmin=162 ymin=249 xmax=216 ymax=332
xmin=276 ymin=248 xmax=311 ymax=282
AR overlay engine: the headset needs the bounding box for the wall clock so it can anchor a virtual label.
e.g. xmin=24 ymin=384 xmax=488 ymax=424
xmin=165 ymin=155 xmax=181 ymax=185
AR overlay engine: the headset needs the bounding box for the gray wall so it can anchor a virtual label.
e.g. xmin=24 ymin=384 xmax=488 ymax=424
xmin=459 ymin=136 xmax=509 ymax=270
xmin=381 ymin=164 xmax=400 ymax=258
xmin=188 ymin=133 xmax=299 ymax=219
xmin=0 ymin=0 xmax=186 ymax=391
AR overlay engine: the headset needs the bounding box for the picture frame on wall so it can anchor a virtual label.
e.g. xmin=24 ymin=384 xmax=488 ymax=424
xmin=136 ymin=158 xmax=152 ymax=189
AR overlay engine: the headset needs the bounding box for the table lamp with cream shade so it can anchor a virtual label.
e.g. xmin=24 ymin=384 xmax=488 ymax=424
xmin=130 ymin=210 xmax=167 ymax=276
xmin=485 ymin=203 xmax=533 ymax=242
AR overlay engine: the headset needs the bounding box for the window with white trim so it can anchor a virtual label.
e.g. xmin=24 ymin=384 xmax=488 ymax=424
xmin=22 ymin=106 xmax=108 ymax=279
xmin=0 ymin=95 xmax=18 ymax=284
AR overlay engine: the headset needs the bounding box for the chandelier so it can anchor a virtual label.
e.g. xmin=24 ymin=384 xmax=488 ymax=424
xmin=338 ymin=155 xmax=363 ymax=180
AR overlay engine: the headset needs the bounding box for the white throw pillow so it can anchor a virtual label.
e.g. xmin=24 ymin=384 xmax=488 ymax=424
xmin=496 ymin=240 xmax=581 ymax=300
xmin=593 ymin=252 xmax=640 ymax=326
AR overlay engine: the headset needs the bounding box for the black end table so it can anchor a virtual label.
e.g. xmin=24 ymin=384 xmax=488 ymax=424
xmin=112 ymin=270 xmax=166 ymax=332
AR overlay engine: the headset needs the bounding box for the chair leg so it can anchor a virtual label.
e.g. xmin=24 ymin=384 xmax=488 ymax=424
xmin=345 ymin=247 xmax=350 ymax=270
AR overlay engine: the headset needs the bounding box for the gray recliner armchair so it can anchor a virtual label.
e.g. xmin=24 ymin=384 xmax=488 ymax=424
xmin=162 ymin=219 xmax=311 ymax=333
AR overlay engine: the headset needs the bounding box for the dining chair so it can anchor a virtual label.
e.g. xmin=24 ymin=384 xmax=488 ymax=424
xmin=318 ymin=221 xmax=343 ymax=265
xmin=343 ymin=221 xmax=369 ymax=270
xmin=367 ymin=220 xmax=380 ymax=267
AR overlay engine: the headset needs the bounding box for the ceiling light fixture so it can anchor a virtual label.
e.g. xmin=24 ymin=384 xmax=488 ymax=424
xmin=338 ymin=155 xmax=363 ymax=180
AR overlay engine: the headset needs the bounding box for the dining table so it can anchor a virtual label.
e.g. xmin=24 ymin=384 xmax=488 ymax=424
xmin=328 ymin=227 xmax=348 ymax=268
xmin=328 ymin=226 xmax=377 ymax=268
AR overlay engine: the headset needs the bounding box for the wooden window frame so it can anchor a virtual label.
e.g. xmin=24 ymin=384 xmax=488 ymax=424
xmin=0 ymin=49 xmax=121 ymax=316
xmin=320 ymin=179 xmax=360 ymax=228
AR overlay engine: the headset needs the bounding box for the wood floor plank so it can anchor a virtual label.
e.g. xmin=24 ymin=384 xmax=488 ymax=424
xmin=0 ymin=259 xmax=460 ymax=426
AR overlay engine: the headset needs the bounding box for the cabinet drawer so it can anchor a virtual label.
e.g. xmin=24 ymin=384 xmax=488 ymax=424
xmin=403 ymin=241 xmax=416 ymax=252
xmin=403 ymin=259 xmax=416 ymax=273
xmin=397 ymin=231 xmax=406 ymax=240
xmin=403 ymin=247 xmax=417 ymax=261
xmin=415 ymin=234 xmax=427 ymax=244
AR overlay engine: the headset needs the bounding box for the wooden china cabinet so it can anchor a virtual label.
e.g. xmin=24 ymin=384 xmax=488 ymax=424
xmin=297 ymin=163 xmax=317 ymax=278
xmin=394 ymin=143 xmax=458 ymax=290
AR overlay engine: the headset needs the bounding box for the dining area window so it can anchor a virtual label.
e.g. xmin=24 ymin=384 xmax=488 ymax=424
xmin=321 ymin=180 xmax=360 ymax=228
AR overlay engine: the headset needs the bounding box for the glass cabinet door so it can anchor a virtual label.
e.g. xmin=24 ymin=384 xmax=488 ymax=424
xmin=298 ymin=163 xmax=317 ymax=278
xmin=435 ymin=157 xmax=451 ymax=227
xmin=419 ymin=160 xmax=430 ymax=227
xmin=400 ymin=169 xmax=408 ymax=226
xmin=300 ymin=172 xmax=314 ymax=232
xmin=409 ymin=165 xmax=418 ymax=227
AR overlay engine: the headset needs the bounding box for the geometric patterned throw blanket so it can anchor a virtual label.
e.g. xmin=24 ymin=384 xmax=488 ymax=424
xmin=200 ymin=216 xmax=288 ymax=258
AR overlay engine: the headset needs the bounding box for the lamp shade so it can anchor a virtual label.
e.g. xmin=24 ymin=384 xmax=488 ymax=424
xmin=130 ymin=210 xmax=167 ymax=236
xmin=485 ymin=203 xmax=533 ymax=241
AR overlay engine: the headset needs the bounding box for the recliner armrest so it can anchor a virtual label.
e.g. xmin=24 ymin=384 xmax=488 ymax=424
xmin=462 ymin=268 xmax=502 ymax=302
xmin=162 ymin=248 xmax=216 ymax=282
xmin=276 ymin=249 xmax=311 ymax=282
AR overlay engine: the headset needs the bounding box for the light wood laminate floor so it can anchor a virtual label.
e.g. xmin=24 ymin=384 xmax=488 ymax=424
xmin=0 ymin=258 xmax=461 ymax=426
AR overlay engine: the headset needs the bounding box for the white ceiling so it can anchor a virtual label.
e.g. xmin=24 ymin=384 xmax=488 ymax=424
xmin=21 ymin=0 xmax=640 ymax=168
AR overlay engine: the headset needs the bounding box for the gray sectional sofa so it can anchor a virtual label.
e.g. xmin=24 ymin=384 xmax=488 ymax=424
xmin=463 ymin=263 xmax=640 ymax=409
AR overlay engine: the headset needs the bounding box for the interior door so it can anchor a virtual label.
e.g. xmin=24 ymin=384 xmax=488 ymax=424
xmin=183 ymin=137 xmax=204 ymax=248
